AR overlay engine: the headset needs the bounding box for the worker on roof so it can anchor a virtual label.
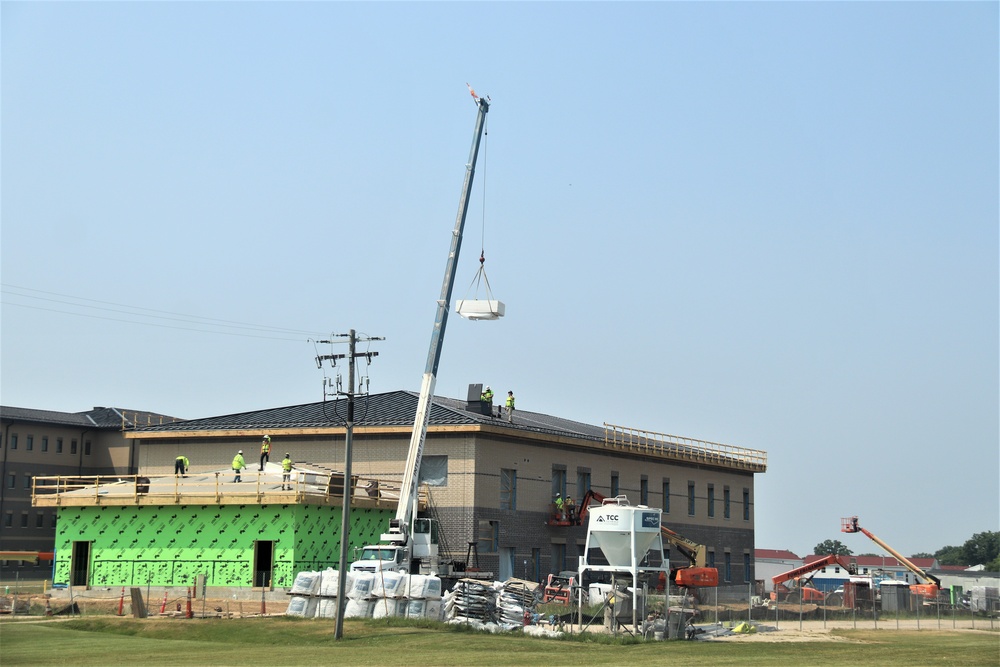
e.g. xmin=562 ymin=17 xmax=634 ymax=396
xmin=260 ymin=435 xmax=271 ymax=471
xmin=481 ymin=386 xmax=494 ymax=417
xmin=232 ymin=450 xmax=246 ymax=483
xmin=505 ymin=390 xmax=515 ymax=423
xmin=174 ymin=455 xmax=189 ymax=477
xmin=281 ymin=453 xmax=294 ymax=491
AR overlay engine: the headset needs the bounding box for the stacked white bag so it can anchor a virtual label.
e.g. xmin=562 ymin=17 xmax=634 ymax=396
xmin=402 ymin=574 xmax=443 ymax=620
xmin=286 ymin=570 xmax=323 ymax=617
xmin=344 ymin=571 xmax=376 ymax=618
xmin=285 ymin=569 xmax=445 ymax=622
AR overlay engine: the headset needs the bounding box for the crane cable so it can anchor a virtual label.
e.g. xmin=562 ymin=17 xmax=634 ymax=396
xmin=461 ymin=113 xmax=496 ymax=302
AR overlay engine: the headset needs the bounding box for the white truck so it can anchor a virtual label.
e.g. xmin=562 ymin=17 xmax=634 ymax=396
xmin=350 ymin=92 xmax=492 ymax=577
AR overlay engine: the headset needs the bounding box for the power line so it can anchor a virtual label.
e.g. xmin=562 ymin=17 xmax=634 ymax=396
xmin=1 ymin=284 xmax=329 ymax=341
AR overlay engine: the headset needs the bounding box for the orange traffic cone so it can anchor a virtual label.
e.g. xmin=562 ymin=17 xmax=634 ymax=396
xmin=160 ymin=590 xmax=168 ymax=615
xmin=185 ymin=586 xmax=193 ymax=619
xmin=117 ymin=587 xmax=125 ymax=616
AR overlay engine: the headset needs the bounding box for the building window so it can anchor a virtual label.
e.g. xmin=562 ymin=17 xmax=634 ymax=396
xmin=56 ymin=438 xmax=63 ymax=454
xmin=500 ymin=468 xmax=517 ymax=510
xmin=84 ymin=440 xmax=92 ymax=456
xmin=8 ymin=434 xmax=16 ymax=450
xmin=71 ymin=439 xmax=78 ymax=455
xmin=662 ymin=479 xmax=670 ymax=514
xmin=41 ymin=437 xmax=49 ymax=452
xmin=744 ymin=553 xmax=751 ymax=582
xmin=576 ymin=470 xmax=591 ymax=499
xmin=20 ymin=513 xmax=28 ymax=528
xmin=640 ymin=476 xmax=649 ymax=505
xmin=610 ymin=472 xmax=619 ymax=497
xmin=743 ymin=488 xmax=750 ymax=521
xmin=688 ymin=482 xmax=696 ymax=516
xmin=707 ymin=484 xmax=715 ymax=518
xmin=7 ymin=473 xmax=14 ymax=489
xmin=724 ymin=552 xmax=732 ymax=582
xmin=4 ymin=513 xmax=11 ymax=528
xmin=723 ymin=487 xmax=731 ymax=519
xmin=36 ymin=512 xmax=45 ymax=528
xmin=26 ymin=435 xmax=33 ymax=451
xmin=24 ymin=475 xmax=32 ymax=490
xmin=477 ymin=520 xmax=499 ymax=553
xmin=707 ymin=550 xmax=715 ymax=569
xmin=551 ymin=468 xmax=567 ymax=501
xmin=51 ymin=513 xmax=58 ymax=528
xmin=418 ymin=455 xmax=448 ymax=486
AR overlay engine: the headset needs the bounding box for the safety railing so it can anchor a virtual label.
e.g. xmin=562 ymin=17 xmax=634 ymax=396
xmin=603 ymin=423 xmax=767 ymax=472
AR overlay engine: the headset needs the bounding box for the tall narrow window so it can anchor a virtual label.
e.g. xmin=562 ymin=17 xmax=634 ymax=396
xmin=723 ymin=487 xmax=731 ymax=519
xmin=551 ymin=468 xmax=567 ymax=501
xmin=687 ymin=482 xmax=696 ymax=516
xmin=8 ymin=434 xmax=16 ymax=450
xmin=500 ymin=468 xmax=517 ymax=510
xmin=71 ymin=439 xmax=78 ymax=455
xmin=707 ymin=550 xmax=715 ymax=568
xmin=477 ymin=520 xmax=499 ymax=553
xmin=744 ymin=553 xmax=751 ymax=582
xmin=743 ymin=488 xmax=751 ymax=521
xmin=707 ymin=484 xmax=715 ymax=518
xmin=576 ymin=470 xmax=591 ymax=499
xmin=41 ymin=437 xmax=49 ymax=452
xmin=84 ymin=440 xmax=92 ymax=456
xmin=56 ymin=438 xmax=63 ymax=454
xmin=724 ymin=553 xmax=732 ymax=582
xmin=552 ymin=543 xmax=567 ymax=572
xmin=662 ymin=479 xmax=670 ymax=514
xmin=610 ymin=472 xmax=619 ymax=497
xmin=26 ymin=436 xmax=33 ymax=451
xmin=640 ymin=476 xmax=649 ymax=505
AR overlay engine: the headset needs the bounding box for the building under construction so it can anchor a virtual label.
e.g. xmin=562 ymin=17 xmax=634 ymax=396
xmin=30 ymin=386 xmax=766 ymax=589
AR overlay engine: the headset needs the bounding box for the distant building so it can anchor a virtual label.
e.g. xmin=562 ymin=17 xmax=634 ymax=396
xmin=754 ymin=549 xmax=802 ymax=593
xmin=804 ymin=553 xmax=939 ymax=591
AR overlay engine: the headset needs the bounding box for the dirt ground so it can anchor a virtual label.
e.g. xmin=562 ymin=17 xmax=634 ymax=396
xmin=706 ymin=619 xmax=997 ymax=642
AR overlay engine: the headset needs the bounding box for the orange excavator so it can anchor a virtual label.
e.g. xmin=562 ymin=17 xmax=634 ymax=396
xmin=841 ymin=516 xmax=941 ymax=600
xmin=574 ymin=490 xmax=718 ymax=588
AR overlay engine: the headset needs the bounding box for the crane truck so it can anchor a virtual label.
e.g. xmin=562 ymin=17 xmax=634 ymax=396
xmin=841 ymin=516 xmax=942 ymax=602
xmin=350 ymin=93 xmax=491 ymax=576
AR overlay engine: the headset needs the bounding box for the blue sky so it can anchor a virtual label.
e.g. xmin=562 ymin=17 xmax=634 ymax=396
xmin=2 ymin=2 xmax=997 ymax=558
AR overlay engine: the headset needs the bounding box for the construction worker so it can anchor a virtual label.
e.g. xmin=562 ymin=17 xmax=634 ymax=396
xmin=259 ymin=435 xmax=271 ymax=471
xmin=174 ymin=455 xmax=189 ymax=477
xmin=505 ymin=390 xmax=516 ymax=423
xmin=232 ymin=450 xmax=246 ymax=483
xmin=481 ymin=386 xmax=494 ymax=416
xmin=554 ymin=493 xmax=564 ymax=521
xmin=281 ymin=453 xmax=293 ymax=491
xmin=565 ymin=496 xmax=577 ymax=525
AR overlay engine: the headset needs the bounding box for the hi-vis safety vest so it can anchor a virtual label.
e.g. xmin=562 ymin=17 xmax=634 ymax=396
xmin=261 ymin=440 xmax=271 ymax=453
xmin=282 ymin=458 xmax=293 ymax=472
xmin=232 ymin=454 xmax=244 ymax=470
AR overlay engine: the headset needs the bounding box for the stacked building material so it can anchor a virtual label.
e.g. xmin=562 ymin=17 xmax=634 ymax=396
xmin=444 ymin=578 xmax=498 ymax=624
xmin=497 ymin=579 xmax=541 ymax=629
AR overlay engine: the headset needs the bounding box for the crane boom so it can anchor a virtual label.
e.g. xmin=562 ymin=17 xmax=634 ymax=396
xmin=841 ymin=516 xmax=940 ymax=589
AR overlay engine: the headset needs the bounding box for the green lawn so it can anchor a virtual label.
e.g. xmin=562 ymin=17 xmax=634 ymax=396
xmin=0 ymin=618 xmax=996 ymax=666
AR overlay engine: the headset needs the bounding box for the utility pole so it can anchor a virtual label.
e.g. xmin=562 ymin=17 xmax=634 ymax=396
xmin=314 ymin=329 xmax=383 ymax=640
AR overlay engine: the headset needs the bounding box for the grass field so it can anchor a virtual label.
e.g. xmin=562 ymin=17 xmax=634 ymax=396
xmin=1 ymin=617 xmax=997 ymax=667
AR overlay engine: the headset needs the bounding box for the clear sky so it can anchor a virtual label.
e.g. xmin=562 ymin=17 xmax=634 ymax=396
xmin=2 ymin=2 xmax=997 ymax=559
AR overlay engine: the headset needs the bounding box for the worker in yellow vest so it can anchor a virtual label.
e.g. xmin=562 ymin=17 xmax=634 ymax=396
xmin=174 ymin=455 xmax=189 ymax=477
xmin=506 ymin=391 xmax=516 ymax=423
xmin=232 ymin=450 xmax=246 ymax=483
xmin=281 ymin=453 xmax=294 ymax=491
xmin=259 ymin=435 xmax=271 ymax=471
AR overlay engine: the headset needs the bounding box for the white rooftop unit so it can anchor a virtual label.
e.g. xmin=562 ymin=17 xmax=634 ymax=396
xmin=455 ymin=299 xmax=505 ymax=320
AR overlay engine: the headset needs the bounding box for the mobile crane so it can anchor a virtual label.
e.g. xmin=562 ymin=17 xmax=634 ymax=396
xmin=350 ymin=93 xmax=491 ymax=576
xmin=841 ymin=516 xmax=941 ymax=601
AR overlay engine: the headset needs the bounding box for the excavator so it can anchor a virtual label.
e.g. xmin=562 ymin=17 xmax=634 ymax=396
xmin=842 ymin=516 xmax=941 ymax=601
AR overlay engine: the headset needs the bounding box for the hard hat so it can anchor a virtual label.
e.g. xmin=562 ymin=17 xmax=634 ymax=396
xmin=285 ymin=453 xmax=290 ymax=457
xmin=238 ymin=450 xmax=243 ymax=454
xmin=263 ymin=435 xmax=270 ymax=440
xmin=485 ymin=386 xmax=491 ymax=390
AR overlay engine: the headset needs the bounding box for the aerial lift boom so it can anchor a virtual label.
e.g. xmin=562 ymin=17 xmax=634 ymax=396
xmin=841 ymin=516 xmax=941 ymax=599
xmin=352 ymin=94 xmax=490 ymax=575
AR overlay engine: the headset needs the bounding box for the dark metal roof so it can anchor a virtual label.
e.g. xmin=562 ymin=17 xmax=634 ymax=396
xmin=1 ymin=405 xmax=180 ymax=430
xmin=129 ymin=390 xmax=608 ymax=442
